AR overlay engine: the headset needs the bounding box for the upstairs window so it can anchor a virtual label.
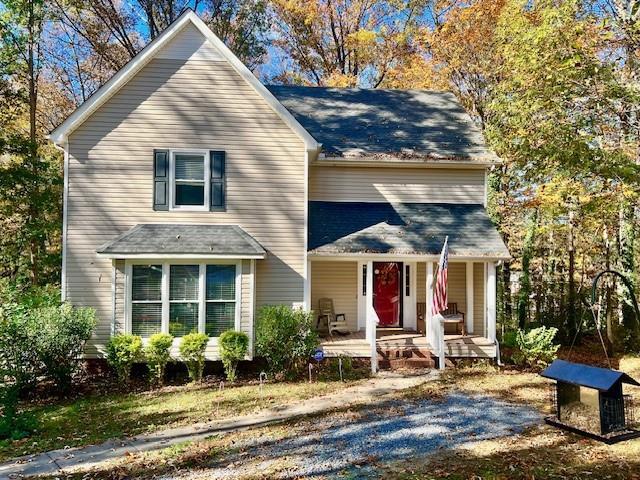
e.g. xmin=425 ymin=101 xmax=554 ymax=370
xmin=152 ymin=150 xmax=226 ymax=211
xmin=173 ymin=152 xmax=208 ymax=209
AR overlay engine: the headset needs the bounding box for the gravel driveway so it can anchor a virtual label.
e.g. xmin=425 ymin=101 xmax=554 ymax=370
xmin=161 ymin=392 xmax=541 ymax=479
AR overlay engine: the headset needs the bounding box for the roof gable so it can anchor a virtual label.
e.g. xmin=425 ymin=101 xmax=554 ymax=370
xmin=49 ymin=10 xmax=318 ymax=151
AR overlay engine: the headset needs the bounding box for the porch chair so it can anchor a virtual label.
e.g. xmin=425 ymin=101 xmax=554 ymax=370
xmin=317 ymin=298 xmax=350 ymax=336
xmin=442 ymin=303 xmax=466 ymax=336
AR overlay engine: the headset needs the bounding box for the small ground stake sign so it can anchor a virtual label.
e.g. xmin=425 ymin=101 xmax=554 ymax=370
xmin=313 ymin=348 xmax=324 ymax=362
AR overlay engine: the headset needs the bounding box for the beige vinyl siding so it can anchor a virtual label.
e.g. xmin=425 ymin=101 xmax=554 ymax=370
xmin=309 ymin=166 xmax=485 ymax=204
xmin=416 ymin=261 xmax=486 ymax=335
xmin=65 ymin=27 xmax=306 ymax=357
xmin=311 ymin=261 xmax=358 ymax=332
xmin=156 ymin=23 xmax=224 ymax=62
xmin=474 ymin=263 xmax=486 ymax=335
xmin=416 ymin=262 xmax=427 ymax=304
xmin=444 ymin=263 xmax=465 ymax=334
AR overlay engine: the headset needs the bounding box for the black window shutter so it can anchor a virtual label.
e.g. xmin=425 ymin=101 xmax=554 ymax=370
xmin=153 ymin=150 xmax=169 ymax=211
xmin=210 ymin=151 xmax=225 ymax=210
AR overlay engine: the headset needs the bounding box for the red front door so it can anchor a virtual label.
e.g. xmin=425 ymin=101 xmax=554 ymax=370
xmin=373 ymin=262 xmax=401 ymax=327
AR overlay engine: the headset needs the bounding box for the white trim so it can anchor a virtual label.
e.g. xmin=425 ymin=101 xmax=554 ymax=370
xmin=426 ymin=261 xmax=434 ymax=338
xmin=234 ymin=262 xmax=242 ymax=331
xmin=49 ymin=11 xmax=319 ymax=152
xmin=124 ymin=259 xmax=242 ymax=339
xmin=248 ymin=259 xmax=256 ymax=359
xmin=486 ymin=262 xmax=497 ymax=343
xmin=54 ymin=140 xmax=69 ymax=300
xmin=357 ymin=261 xmax=366 ymax=330
xmin=365 ymin=260 xmax=377 ymax=373
xmin=466 ymin=261 xmax=474 ymax=334
xmin=403 ymin=262 xmax=417 ymax=330
xmin=302 ymin=150 xmax=310 ymax=309
xmin=483 ymin=262 xmax=488 ymax=337
xmin=98 ymin=253 xmax=265 ymax=260
xmin=169 ymin=149 xmax=210 ymax=212
xmin=308 ymin=253 xmax=510 ymax=262
xmin=124 ymin=263 xmax=132 ymax=333
xmin=111 ymin=260 xmax=117 ymax=336
xmin=314 ymin=157 xmax=499 ymax=168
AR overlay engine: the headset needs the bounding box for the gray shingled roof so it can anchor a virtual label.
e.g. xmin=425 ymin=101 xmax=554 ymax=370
xmin=97 ymin=224 xmax=266 ymax=257
xmin=268 ymin=86 xmax=497 ymax=162
xmin=308 ymin=202 xmax=510 ymax=258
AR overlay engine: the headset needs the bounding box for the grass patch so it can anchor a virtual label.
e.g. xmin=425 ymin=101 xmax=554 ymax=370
xmin=0 ymin=379 xmax=362 ymax=462
xmin=24 ymin=358 xmax=640 ymax=479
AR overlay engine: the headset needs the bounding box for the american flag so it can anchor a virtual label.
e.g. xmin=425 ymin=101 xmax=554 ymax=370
xmin=432 ymin=236 xmax=449 ymax=316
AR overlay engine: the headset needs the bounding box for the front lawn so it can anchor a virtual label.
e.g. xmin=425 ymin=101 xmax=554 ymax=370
xmin=48 ymin=357 xmax=640 ymax=480
xmin=0 ymin=378 xmax=361 ymax=462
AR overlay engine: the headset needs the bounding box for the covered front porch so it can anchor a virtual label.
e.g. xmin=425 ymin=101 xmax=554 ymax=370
xmin=306 ymin=203 xmax=510 ymax=371
xmin=308 ymin=257 xmax=499 ymax=368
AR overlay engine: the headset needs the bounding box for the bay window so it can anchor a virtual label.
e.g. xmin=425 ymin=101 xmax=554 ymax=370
xmin=128 ymin=261 xmax=240 ymax=339
xmin=169 ymin=265 xmax=200 ymax=337
xmin=131 ymin=265 xmax=162 ymax=337
xmin=205 ymin=265 xmax=236 ymax=337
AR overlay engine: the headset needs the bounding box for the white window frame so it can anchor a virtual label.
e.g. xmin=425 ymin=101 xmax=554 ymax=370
xmin=125 ymin=259 xmax=242 ymax=340
xmin=169 ymin=149 xmax=210 ymax=212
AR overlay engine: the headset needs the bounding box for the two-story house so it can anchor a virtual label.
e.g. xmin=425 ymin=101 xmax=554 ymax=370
xmin=49 ymin=10 xmax=509 ymax=371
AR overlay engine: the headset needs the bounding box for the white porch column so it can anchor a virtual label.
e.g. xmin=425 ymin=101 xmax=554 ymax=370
xmin=486 ymin=262 xmax=497 ymax=342
xmin=365 ymin=260 xmax=377 ymax=373
xmin=426 ymin=261 xmax=434 ymax=340
xmin=466 ymin=262 xmax=474 ymax=334
xmin=303 ymin=259 xmax=311 ymax=310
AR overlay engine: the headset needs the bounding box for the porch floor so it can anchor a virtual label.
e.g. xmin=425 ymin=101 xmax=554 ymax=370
xmin=320 ymin=329 xmax=496 ymax=359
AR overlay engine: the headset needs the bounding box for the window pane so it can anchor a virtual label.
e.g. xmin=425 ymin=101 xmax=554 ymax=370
xmin=175 ymin=154 xmax=204 ymax=180
xmin=175 ymin=183 xmax=204 ymax=206
xmin=132 ymin=265 xmax=162 ymax=301
xmin=132 ymin=303 xmax=162 ymax=337
xmin=169 ymin=303 xmax=199 ymax=337
xmin=206 ymin=265 xmax=236 ymax=300
xmin=170 ymin=265 xmax=199 ymax=300
xmin=205 ymin=302 xmax=235 ymax=337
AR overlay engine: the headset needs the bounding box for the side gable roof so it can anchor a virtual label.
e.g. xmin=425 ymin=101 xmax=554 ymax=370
xmin=49 ymin=10 xmax=319 ymax=151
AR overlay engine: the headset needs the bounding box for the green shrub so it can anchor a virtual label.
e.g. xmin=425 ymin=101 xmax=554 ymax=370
xmin=106 ymin=334 xmax=143 ymax=383
xmin=255 ymin=305 xmax=318 ymax=378
xmin=219 ymin=331 xmax=249 ymax=382
xmin=0 ymin=302 xmax=40 ymax=390
xmin=34 ymin=303 xmax=96 ymax=392
xmin=511 ymin=326 xmax=560 ymax=368
xmin=145 ymin=333 xmax=174 ymax=386
xmin=501 ymin=330 xmax=518 ymax=348
xmin=179 ymin=333 xmax=209 ymax=382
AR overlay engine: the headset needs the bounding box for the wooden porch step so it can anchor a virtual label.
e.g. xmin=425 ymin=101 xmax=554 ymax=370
xmin=378 ymin=357 xmax=436 ymax=370
xmin=377 ymin=347 xmax=436 ymax=370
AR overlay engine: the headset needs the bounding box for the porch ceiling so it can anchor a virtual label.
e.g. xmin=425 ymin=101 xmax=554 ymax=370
xmin=308 ymin=202 xmax=510 ymax=259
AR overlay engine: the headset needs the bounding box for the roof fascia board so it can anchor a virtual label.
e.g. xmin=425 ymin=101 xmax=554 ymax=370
xmin=50 ymin=11 xmax=320 ymax=152
xmin=313 ymin=158 xmax=495 ymax=169
xmin=96 ymin=252 xmax=266 ymax=260
xmin=307 ymin=253 xmax=510 ymax=261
